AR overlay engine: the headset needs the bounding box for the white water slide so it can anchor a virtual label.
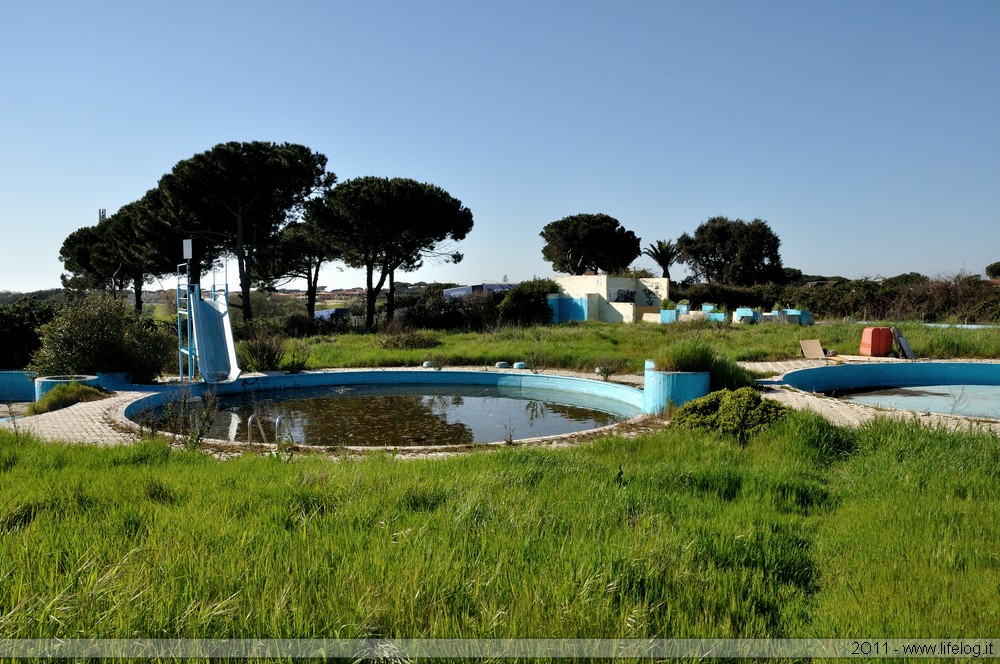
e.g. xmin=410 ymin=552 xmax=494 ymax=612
xmin=191 ymin=296 xmax=241 ymax=383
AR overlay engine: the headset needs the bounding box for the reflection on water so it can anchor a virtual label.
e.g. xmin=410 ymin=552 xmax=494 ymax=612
xmin=176 ymin=384 xmax=629 ymax=447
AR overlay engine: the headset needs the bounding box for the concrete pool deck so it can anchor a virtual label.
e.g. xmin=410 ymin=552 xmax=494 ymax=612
xmin=3 ymin=359 xmax=1000 ymax=447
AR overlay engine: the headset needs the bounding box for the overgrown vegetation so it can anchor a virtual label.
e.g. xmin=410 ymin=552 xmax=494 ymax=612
xmin=496 ymin=278 xmax=560 ymax=327
xmin=25 ymin=382 xmax=109 ymax=416
xmin=0 ymin=296 xmax=58 ymax=370
xmin=236 ymin=327 xmax=286 ymax=372
xmin=652 ymin=338 xmax=757 ymax=391
xmin=379 ymin=320 xmax=442 ymax=350
xmin=671 ymin=387 xmax=789 ymax=444
xmin=297 ymin=319 xmax=1000 ymax=371
xmin=153 ymin=390 xmax=220 ymax=450
xmin=28 ymin=292 xmax=174 ymax=382
xmin=282 ymin=338 xmax=312 ymax=373
xmin=2 ymin=412 xmax=998 ymax=638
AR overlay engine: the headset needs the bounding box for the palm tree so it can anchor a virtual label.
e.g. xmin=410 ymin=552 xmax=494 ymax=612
xmin=643 ymin=240 xmax=679 ymax=281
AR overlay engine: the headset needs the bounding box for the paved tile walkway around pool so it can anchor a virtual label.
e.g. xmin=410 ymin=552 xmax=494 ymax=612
xmin=0 ymin=390 xmax=156 ymax=445
xmin=3 ymin=359 xmax=999 ymax=447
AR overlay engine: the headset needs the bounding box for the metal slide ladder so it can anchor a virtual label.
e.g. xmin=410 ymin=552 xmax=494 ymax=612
xmin=246 ymin=413 xmax=298 ymax=446
xmin=176 ymin=262 xmax=233 ymax=383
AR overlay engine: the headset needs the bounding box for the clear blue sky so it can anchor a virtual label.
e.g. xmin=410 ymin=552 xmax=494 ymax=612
xmin=3 ymin=0 xmax=999 ymax=293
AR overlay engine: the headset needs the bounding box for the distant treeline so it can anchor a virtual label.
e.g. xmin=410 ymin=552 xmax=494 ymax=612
xmin=676 ymin=273 xmax=1000 ymax=323
xmin=0 ymin=289 xmax=62 ymax=306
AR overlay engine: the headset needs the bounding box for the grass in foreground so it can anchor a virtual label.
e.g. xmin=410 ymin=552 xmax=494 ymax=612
xmin=2 ymin=412 xmax=999 ymax=639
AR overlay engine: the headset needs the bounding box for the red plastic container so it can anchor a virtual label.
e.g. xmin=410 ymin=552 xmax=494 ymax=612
xmin=860 ymin=326 xmax=893 ymax=357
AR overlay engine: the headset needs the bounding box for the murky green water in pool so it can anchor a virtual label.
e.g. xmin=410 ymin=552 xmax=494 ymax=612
xmin=187 ymin=384 xmax=631 ymax=447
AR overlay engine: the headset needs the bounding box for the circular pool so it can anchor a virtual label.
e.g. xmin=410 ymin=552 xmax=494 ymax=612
xmin=781 ymin=362 xmax=1000 ymax=420
xmin=125 ymin=369 xmax=645 ymax=449
xmin=175 ymin=383 xmax=629 ymax=447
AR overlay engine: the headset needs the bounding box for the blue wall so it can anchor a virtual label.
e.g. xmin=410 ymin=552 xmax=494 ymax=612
xmin=782 ymin=362 xmax=1000 ymax=393
xmin=643 ymin=369 xmax=710 ymax=413
xmin=548 ymin=296 xmax=589 ymax=323
xmin=0 ymin=372 xmax=36 ymax=402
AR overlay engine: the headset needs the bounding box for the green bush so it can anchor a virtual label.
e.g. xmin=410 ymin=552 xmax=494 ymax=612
xmin=28 ymin=292 xmax=174 ymax=383
xmin=671 ymin=387 xmax=788 ymax=444
xmin=378 ymin=318 xmax=442 ymax=350
xmin=26 ymin=382 xmax=109 ymax=416
xmin=399 ymin=286 xmax=504 ymax=332
xmin=379 ymin=330 xmax=441 ymax=350
xmin=670 ymin=389 xmax=725 ymax=425
xmin=498 ymin=279 xmax=560 ymax=327
xmin=0 ymin=296 xmax=58 ymax=370
xmin=236 ymin=330 xmax=286 ymax=372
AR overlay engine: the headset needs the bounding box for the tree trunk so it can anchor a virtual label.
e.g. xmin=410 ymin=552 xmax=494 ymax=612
xmin=132 ymin=274 xmax=144 ymax=313
xmin=365 ymin=263 xmax=377 ymax=330
xmin=364 ymin=262 xmax=389 ymax=330
xmin=306 ymin=261 xmax=320 ymax=321
xmin=236 ymin=246 xmax=253 ymax=322
xmin=235 ymin=212 xmax=256 ymax=322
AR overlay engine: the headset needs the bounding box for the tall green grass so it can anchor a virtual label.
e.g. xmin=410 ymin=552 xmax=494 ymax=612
xmin=0 ymin=421 xmax=814 ymax=638
xmin=302 ymin=320 xmax=1000 ymax=371
xmin=653 ymin=338 xmax=756 ymax=391
xmin=807 ymin=418 xmax=1000 ymax=635
xmin=3 ymin=410 xmax=998 ymax=638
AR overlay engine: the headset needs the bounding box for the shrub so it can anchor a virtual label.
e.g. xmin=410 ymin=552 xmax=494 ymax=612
xmin=273 ymin=312 xmax=350 ymax=338
xmin=714 ymin=387 xmax=788 ymax=441
xmin=594 ymin=357 xmax=627 ymax=381
xmin=236 ymin=330 xmax=286 ymax=372
xmin=26 ymin=382 xmax=109 ymax=416
xmin=281 ymin=314 xmax=316 ymax=338
xmin=282 ymin=339 xmax=311 ymax=373
xmin=379 ymin=320 xmax=441 ymax=350
xmin=498 ymin=279 xmax=560 ymax=327
xmin=401 ymin=284 xmax=463 ymax=330
xmin=671 ymin=387 xmax=788 ymax=444
xmin=0 ymin=296 xmax=58 ymax=370
xmin=151 ymin=389 xmax=220 ymax=449
xmin=671 ymin=389 xmax=725 ymax=425
xmin=399 ymin=285 xmax=504 ymax=332
xmin=29 ymin=292 xmax=174 ymax=383
xmin=459 ymin=291 xmax=503 ymax=331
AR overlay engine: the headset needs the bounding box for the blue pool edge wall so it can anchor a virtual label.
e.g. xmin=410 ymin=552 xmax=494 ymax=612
xmin=0 ymin=371 xmax=36 ymax=402
xmin=781 ymin=362 xmax=1000 ymax=393
xmin=642 ymin=370 xmax=710 ymax=414
xmin=124 ymin=370 xmax=649 ymax=422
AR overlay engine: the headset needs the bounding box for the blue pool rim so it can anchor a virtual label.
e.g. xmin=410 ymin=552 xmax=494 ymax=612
xmin=781 ymin=361 xmax=1000 ymax=394
xmin=123 ymin=369 xmax=646 ymax=439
